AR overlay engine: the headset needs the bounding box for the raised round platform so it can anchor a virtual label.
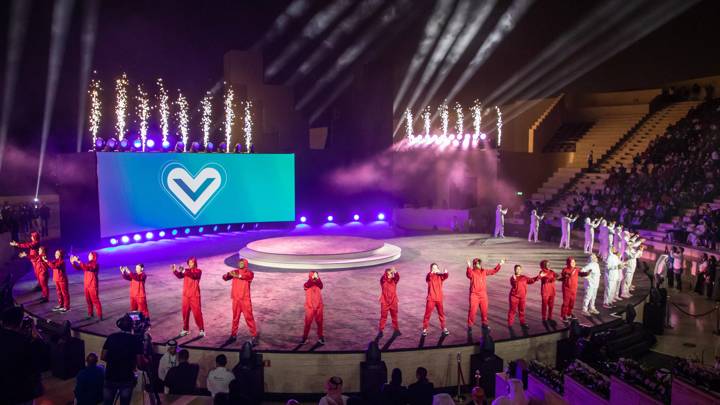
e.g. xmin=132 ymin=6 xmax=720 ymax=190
xmin=240 ymin=235 xmax=402 ymax=269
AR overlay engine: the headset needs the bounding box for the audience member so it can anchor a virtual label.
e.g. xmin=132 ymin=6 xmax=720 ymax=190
xmin=466 ymin=386 xmax=487 ymax=405
xmin=75 ymin=353 xmax=105 ymax=405
xmin=164 ymin=349 xmax=199 ymax=395
xmin=207 ymin=354 xmax=235 ymax=398
xmin=318 ymin=376 xmax=349 ymax=405
xmin=0 ymin=306 xmax=45 ymax=405
xmin=157 ymin=340 xmax=178 ymax=387
xmin=432 ymin=393 xmax=455 ymax=405
xmin=101 ymin=314 xmax=145 ymax=405
xmin=491 ymin=378 xmax=527 ymax=405
xmin=380 ymin=368 xmax=408 ymax=405
xmin=408 ymin=367 xmax=435 ymax=405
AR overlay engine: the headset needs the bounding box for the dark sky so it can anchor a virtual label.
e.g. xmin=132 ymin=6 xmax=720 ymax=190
xmin=1 ymin=0 xmax=719 ymax=156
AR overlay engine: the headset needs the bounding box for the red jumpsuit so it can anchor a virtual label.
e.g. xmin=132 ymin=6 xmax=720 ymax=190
xmin=174 ymin=263 xmax=204 ymax=331
xmin=46 ymin=258 xmax=70 ymax=309
xmin=303 ymin=272 xmax=324 ymax=339
xmin=222 ymin=259 xmax=257 ymax=337
xmin=29 ymin=250 xmax=49 ymax=300
xmin=507 ymin=274 xmax=537 ymax=326
xmin=467 ymin=263 xmax=501 ymax=328
xmin=71 ymin=253 xmax=102 ymax=318
xmin=379 ymin=271 xmax=400 ymax=332
xmin=560 ymin=259 xmax=582 ymax=319
xmin=122 ymin=271 xmax=149 ymax=317
xmin=538 ymin=267 xmax=558 ymax=321
xmin=423 ymin=272 xmax=449 ymax=330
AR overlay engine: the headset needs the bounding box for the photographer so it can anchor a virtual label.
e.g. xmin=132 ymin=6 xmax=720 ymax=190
xmin=101 ymin=314 xmax=147 ymax=405
xmin=0 ymin=306 xmax=45 ymax=405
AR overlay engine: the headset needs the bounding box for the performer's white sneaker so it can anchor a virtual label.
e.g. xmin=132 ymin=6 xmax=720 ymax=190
xmin=198 ymin=330 xmax=206 ymax=337
xmin=581 ymin=310 xmax=591 ymax=316
xmin=441 ymin=328 xmax=450 ymax=336
xmin=421 ymin=329 xmax=428 ymax=336
xmin=179 ymin=330 xmax=189 ymax=337
xmin=590 ymin=308 xmax=600 ymax=315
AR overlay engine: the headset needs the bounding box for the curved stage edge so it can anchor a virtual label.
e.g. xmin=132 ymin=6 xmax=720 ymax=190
xmin=14 ymin=232 xmax=650 ymax=394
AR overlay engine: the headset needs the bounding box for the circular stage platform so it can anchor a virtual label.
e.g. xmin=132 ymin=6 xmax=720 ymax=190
xmin=240 ymin=235 xmax=402 ymax=269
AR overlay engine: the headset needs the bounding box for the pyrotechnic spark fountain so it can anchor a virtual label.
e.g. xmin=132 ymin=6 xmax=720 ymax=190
xmin=176 ymin=92 xmax=189 ymax=151
xmin=75 ymin=0 xmax=99 ymax=152
xmin=454 ymin=103 xmax=464 ymax=136
xmin=471 ymin=100 xmax=482 ymax=139
xmin=422 ymin=107 xmax=431 ymax=138
xmin=88 ymin=77 xmax=101 ymax=150
xmin=156 ymin=78 xmax=170 ymax=144
xmin=439 ymin=103 xmax=449 ymax=137
xmin=243 ymin=100 xmax=253 ymax=152
xmin=495 ymin=106 xmax=503 ymax=148
xmin=404 ymin=108 xmax=414 ymax=141
xmin=136 ymin=85 xmax=150 ymax=151
xmin=224 ymin=85 xmax=235 ymax=153
xmin=114 ymin=73 xmax=128 ymax=141
xmin=200 ymin=93 xmax=212 ymax=149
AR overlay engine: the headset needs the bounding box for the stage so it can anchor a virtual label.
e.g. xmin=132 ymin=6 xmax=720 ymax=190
xmin=13 ymin=230 xmax=650 ymax=353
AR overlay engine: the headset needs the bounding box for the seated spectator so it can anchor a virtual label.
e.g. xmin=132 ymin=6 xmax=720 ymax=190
xmin=491 ymin=378 xmax=527 ymax=405
xmin=207 ymin=354 xmax=235 ymax=398
xmin=157 ymin=340 xmax=179 ymax=388
xmin=319 ymin=376 xmax=349 ymax=405
xmin=164 ymin=349 xmax=199 ymax=395
xmin=433 ymin=393 xmax=455 ymax=405
xmin=466 ymin=386 xmax=487 ymax=405
xmin=380 ymin=368 xmax=408 ymax=405
xmin=75 ymin=352 xmax=105 ymax=405
xmin=0 ymin=306 xmax=45 ymax=405
xmin=408 ymin=367 xmax=435 ymax=405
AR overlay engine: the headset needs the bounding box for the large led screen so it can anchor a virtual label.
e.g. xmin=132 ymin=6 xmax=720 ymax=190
xmin=96 ymin=153 xmax=295 ymax=237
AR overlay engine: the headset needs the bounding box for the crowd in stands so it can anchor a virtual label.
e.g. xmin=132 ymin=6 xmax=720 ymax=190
xmin=560 ymin=98 xmax=720 ymax=247
xmin=650 ymin=82 xmax=715 ymax=112
xmin=1 ymin=201 xmax=50 ymax=240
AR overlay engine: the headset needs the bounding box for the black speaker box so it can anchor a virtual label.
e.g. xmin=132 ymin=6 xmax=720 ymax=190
xmin=360 ymin=360 xmax=387 ymax=396
xmin=470 ymin=353 xmax=503 ymax=398
xmin=233 ymin=353 xmax=264 ymax=402
xmin=643 ymin=302 xmax=666 ymax=335
xmin=50 ymin=336 xmax=85 ymax=379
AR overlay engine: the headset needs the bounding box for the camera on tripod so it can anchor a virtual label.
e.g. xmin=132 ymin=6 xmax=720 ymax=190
xmin=123 ymin=311 xmax=151 ymax=336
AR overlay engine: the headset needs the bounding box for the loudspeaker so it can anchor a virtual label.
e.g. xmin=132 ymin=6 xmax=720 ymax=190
xmin=555 ymin=338 xmax=576 ymax=371
xmin=470 ymin=353 xmax=503 ymax=398
xmin=360 ymin=361 xmax=387 ymax=396
xmin=642 ymin=302 xmax=665 ymax=335
xmin=232 ymin=353 xmax=264 ymax=402
xmin=50 ymin=336 xmax=85 ymax=379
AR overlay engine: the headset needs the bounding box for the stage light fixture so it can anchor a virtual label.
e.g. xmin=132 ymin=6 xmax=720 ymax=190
xmin=121 ymin=235 xmax=130 ymax=244
xmin=184 ymin=228 xmax=190 ymax=234
xmin=198 ymin=226 xmax=204 ymax=233
xmin=227 ymin=225 xmax=232 ymax=230
xmin=353 ymin=214 xmax=360 ymax=221
xmin=94 ymin=138 xmax=105 ymax=150
xmin=133 ymin=234 xmax=141 ymax=242
xmin=162 ymin=140 xmax=171 ymax=150
xmin=110 ymin=238 xmax=118 ymax=245
xmin=480 ymin=133 xmax=487 ymax=140
xmin=119 ymin=138 xmax=130 ymax=151
xmin=206 ymin=142 xmax=215 ymax=152
xmin=145 ymin=231 xmax=154 ymax=240
xmin=191 ymin=141 xmax=201 ymax=152
xmin=234 ymin=143 xmax=243 ymax=153
xmin=171 ymin=229 xmax=178 ymax=236
xmin=146 ymin=139 xmax=156 ymax=149
xmin=378 ymin=213 xmax=386 ymax=221
xmin=132 ymin=139 xmax=142 ymax=150
xmin=175 ymin=142 xmax=185 ymax=153
xmin=158 ymin=231 xmax=166 ymax=237
xmin=213 ymin=225 xmax=218 ymax=232
xmin=300 ymin=216 xmax=307 ymax=223
xmin=219 ymin=142 xmax=227 ymax=152
xmin=327 ymin=215 xmax=334 ymax=222
xmin=106 ymin=138 xmax=118 ymax=150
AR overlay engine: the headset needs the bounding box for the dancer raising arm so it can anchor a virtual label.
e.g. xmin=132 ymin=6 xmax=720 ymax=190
xmin=70 ymin=252 xmax=103 ymax=320
xmin=378 ymin=267 xmax=401 ymax=338
xmin=507 ymin=265 xmax=538 ymax=329
xmin=43 ymin=249 xmax=70 ymax=313
xmin=528 ymin=210 xmax=545 ymax=243
xmin=172 ymin=257 xmax=205 ymax=337
xmin=222 ymin=258 xmax=258 ymax=346
xmin=494 ymin=205 xmax=508 ymax=238
xmin=120 ymin=264 xmax=149 ymax=318
xmin=422 ymin=263 xmax=450 ymax=337
xmin=466 ymin=257 xmax=505 ymax=333
xmin=537 ymin=260 xmax=558 ymax=323
xmin=581 ymin=254 xmax=601 ymax=316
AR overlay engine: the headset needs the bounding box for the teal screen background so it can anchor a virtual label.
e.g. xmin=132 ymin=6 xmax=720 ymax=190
xmin=96 ymin=153 xmax=295 ymax=237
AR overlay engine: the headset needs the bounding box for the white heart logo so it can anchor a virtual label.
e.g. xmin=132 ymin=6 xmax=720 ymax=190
xmin=161 ymin=163 xmax=226 ymax=218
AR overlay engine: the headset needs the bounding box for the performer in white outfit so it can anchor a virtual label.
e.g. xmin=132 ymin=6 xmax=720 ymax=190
xmin=494 ymin=204 xmax=508 ymax=238
xmin=613 ymin=225 xmax=624 ymax=253
xmin=528 ymin=209 xmax=545 ymax=242
xmin=583 ymin=217 xmax=602 ymax=253
xmin=620 ymin=244 xmax=644 ymax=298
xmin=581 ymin=254 xmax=601 ymax=315
xmin=603 ymin=248 xmax=622 ymax=308
xmin=597 ymin=220 xmax=609 ymax=260
xmin=559 ymin=213 xmax=578 ymax=249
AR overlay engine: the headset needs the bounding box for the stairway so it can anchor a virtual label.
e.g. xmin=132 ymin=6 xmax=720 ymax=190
xmin=531 ymin=112 xmax=645 ymax=202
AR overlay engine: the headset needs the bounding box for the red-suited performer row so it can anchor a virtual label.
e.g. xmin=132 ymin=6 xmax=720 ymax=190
xmin=11 ymin=230 xmax=600 ymax=345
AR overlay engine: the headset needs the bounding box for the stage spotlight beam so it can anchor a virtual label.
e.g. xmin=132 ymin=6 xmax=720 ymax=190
xmin=74 ymin=0 xmax=100 ymax=152
xmin=252 ymin=0 xmax=313 ymax=50
xmin=35 ymin=0 xmax=76 ymax=200
xmin=0 ymin=0 xmax=32 ymax=173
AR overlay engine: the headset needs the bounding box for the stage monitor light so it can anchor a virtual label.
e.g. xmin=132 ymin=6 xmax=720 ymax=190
xmin=353 ymin=214 xmax=360 ymax=221
xmin=119 ymin=138 xmax=130 ymax=151
xmin=327 ymin=215 xmax=334 ymax=222
xmin=191 ymin=141 xmax=201 ymax=152
xmin=234 ymin=143 xmax=243 ymax=153
xmin=227 ymin=225 xmax=232 ymax=231
xmin=158 ymin=231 xmax=166 ymax=237
xmin=133 ymin=139 xmax=142 ymax=150
xmin=110 ymin=238 xmax=118 ymax=245
xmin=213 ymin=225 xmax=218 ymax=232
xmin=175 ymin=142 xmax=185 ymax=152
xmin=162 ymin=140 xmax=171 ymax=150
xmin=121 ymin=235 xmax=130 ymax=244
xmin=198 ymin=226 xmax=204 ymax=233
xmin=206 ymin=142 xmax=215 ymax=152
xmin=94 ymin=138 xmax=105 ymax=150
xmin=378 ymin=213 xmax=386 ymax=221
xmin=133 ymin=234 xmax=141 ymax=242
xmin=145 ymin=232 xmax=154 ymax=240
xmin=146 ymin=139 xmax=156 ymax=149
xmin=171 ymin=229 xmax=178 ymax=236
xmin=300 ymin=216 xmax=307 ymax=223
xmin=219 ymin=142 xmax=227 ymax=152
xmin=480 ymin=133 xmax=487 ymax=140
xmin=184 ymin=228 xmax=190 ymax=234
xmin=106 ymin=138 xmax=118 ymax=150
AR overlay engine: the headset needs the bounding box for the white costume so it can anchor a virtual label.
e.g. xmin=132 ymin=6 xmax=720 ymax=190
xmin=584 ymin=217 xmax=601 ymax=253
xmin=620 ymin=245 xmax=642 ymax=298
xmin=597 ymin=220 xmax=609 ymax=260
xmin=603 ymin=251 xmax=622 ymax=306
xmin=528 ymin=210 xmax=544 ymax=242
xmin=559 ymin=214 xmax=578 ymax=249
xmin=492 ymin=378 xmax=528 ymax=405
xmin=494 ymin=204 xmax=508 ymax=238
xmin=613 ymin=226 xmax=624 ymax=252
xmin=158 ymin=350 xmax=178 ymax=382
xmin=206 ymin=366 xmax=235 ymax=397
xmin=581 ymin=256 xmax=601 ymax=314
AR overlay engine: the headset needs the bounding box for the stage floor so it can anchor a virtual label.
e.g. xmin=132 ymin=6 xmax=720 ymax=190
xmin=13 ymin=231 xmax=650 ymax=352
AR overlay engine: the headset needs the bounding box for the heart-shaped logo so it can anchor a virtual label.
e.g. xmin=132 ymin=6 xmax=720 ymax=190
xmin=160 ymin=162 xmax=226 ymax=218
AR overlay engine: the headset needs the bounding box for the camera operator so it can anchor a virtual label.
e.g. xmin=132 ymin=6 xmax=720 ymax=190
xmin=101 ymin=314 xmax=148 ymax=405
xmin=0 ymin=306 xmax=45 ymax=405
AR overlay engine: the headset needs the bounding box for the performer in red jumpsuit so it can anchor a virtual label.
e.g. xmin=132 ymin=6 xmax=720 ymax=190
xmin=466 ymin=257 xmax=505 ymax=332
xmin=11 ymin=231 xmax=43 ymax=294
xmin=20 ymin=245 xmax=50 ymax=302
xmin=538 ymin=260 xmax=558 ymax=322
xmin=120 ymin=264 xmax=149 ymax=318
xmin=507 ymin=265 xmax=538 ymax=328
xmin=44 ymin=249 xmax=70 ymax=312
xmin=173 ymin=257 xmax=205 ymax=337
xmin=560 ymin=256 xmax=589 ymax=322
xmin=70 ymin=252 xmax=102 ymax=320
xmin=378 ymin=267 xmax=400 ymax=337
xmin=422 ymin=263 xmax=450 ymax=337
xmin=222 ymin=258 xmax=258 ymax=345
xmin=302 ymin=271 xmax=324 ymax=345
